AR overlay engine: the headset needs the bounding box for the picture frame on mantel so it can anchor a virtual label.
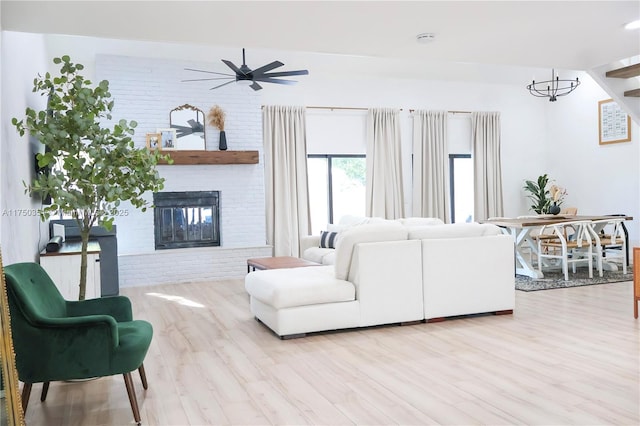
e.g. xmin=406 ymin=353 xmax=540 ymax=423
xmin=146 ymin=132 xmax=161 ymax=150
xmin=157 ymin=128 xmax=177 ymax=150
xmin=598 ymin=99 xmax=631 ymax=145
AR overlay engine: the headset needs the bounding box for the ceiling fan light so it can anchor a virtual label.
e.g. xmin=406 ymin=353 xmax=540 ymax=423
xmin=236 ymin=80 xmax=252 ymax=86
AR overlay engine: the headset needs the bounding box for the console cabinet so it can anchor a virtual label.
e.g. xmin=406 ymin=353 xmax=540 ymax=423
xmin=39 ymin=241 xmax=101 ymax=301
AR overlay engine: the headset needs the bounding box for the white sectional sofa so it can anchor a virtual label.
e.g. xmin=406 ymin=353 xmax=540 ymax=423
xmin=245 ymin=218 xmax=515 ymax=338
xmin=300 ymin=216 xmax=445 ymax=265
xmin=410 ymin=223 xmax=515 ymax=321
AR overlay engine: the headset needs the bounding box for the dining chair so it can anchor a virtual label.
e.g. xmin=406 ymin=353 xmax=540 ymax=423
xmin=560 ymin=206 xmax=578 ymax=215
xmin=607 ymin=214 xmax=630 ymax=267
xmin=3 ymin=262 xmax=153 ymax=425
xmin=528 ymin=208 xmax=578 ymax=246
xmin=592 ymin=218 xmax=627 ymax=274
xmin=537 ymin=220 xmax=603 ymax=280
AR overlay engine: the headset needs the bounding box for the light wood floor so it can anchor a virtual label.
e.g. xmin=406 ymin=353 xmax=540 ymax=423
xmin=23 ymin=279 xmax=639 ymax=426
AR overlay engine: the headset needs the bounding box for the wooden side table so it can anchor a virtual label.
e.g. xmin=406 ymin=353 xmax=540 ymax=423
xmin=634 ymin=247 xmax=639 ymax=319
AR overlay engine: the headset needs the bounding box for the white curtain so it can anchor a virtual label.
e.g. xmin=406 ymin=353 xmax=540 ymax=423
xmin=262 ymin=105 xmax=310 ymax=256
xmin=365 ymin=108 xmax=405 ymax=219
xmin=472 ymin=111 xmax=504 ymax=220
xmin=412 ymin=110 xmax=449 ymax=222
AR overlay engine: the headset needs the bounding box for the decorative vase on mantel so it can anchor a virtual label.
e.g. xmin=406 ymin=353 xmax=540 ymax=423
xmin=219 ymin=130 xmax=227 ymax=151
xmin=549 ymin=202 xmax=561 ymax=215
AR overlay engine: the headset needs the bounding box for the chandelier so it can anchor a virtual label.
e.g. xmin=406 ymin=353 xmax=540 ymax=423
xmin=527 ymin=69 xmax=580 ymax=101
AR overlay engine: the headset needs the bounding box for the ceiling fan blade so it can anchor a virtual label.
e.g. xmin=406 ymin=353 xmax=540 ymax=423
xmin=187 ymin=119 xmax=204 ymax=133
xmin=222 ymin=59 xmax=245 ymax=76
xmin=184 ymin=68 xmax=234 ymax=77
xmin=261 ymin=70 xmax=309 ymax=78
xmin=181 ymin=77 xmax=235 ymax=82
xmin=251 ymin=61 xmax=284 ymax=76
xmin=171 ymin=124 xmax=194 ymax=138
xmin=210 ymin=80 xmax=236 ymax=90
xmin=250 ymin=82 xmax=263 ymax=91
xmin=253 ymin=77 xmax=297 ymax=85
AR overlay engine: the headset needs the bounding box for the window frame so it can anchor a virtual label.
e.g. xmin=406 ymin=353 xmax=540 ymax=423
xmin=449 ymin=153 xmax=472 ymax=224
xmin=307 ymin=154 xmax=365 ymax=225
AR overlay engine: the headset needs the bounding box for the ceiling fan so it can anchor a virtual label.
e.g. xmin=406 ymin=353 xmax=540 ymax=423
xmin=172 ymin=119 xmax=204 ymax=138
xmin=183 ymin=48 xmax=309 ymax=91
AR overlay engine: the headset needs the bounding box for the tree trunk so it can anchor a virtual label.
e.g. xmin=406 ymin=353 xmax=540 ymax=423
xmin=78 ymin=228 xmax=90 ymax=301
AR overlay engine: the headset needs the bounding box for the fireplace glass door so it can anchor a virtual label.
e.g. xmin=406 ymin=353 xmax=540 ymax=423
xmin=154 ymin=191 xmax=220 ymax=249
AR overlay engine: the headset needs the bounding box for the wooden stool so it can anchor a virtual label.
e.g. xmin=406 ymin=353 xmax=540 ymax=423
xmin=634 ymin=247 xmax=640 ymax=319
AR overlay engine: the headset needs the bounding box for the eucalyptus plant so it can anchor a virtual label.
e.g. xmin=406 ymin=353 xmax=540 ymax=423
xmin=523 ymin=174 xmax=552 ymax=214
xmin=12 ymin=55 xmax=168 ymax=300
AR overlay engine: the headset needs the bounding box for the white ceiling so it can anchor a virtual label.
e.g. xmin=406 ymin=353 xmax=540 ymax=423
xmin=2 ymin=1 xmax=639 ymax=81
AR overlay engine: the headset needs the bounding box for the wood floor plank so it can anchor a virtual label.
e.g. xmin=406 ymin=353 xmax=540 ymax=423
xmin=21 ymin=278 xmax=639 ymax=425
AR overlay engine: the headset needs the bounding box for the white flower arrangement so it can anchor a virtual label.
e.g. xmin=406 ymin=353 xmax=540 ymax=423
xmin=549 ymin=184 xmax=567 ymax=204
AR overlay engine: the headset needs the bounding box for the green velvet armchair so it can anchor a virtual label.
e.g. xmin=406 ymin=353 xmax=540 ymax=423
xmin=4 ymin=262 xmax=153 ymax=425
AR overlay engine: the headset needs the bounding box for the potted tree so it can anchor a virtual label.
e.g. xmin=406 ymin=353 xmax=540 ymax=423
xmin=12 ymin=55 xmax=168 ymax=300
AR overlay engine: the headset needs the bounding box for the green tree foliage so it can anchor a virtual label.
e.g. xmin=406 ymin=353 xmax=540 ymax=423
xmin=12 ymin=55 xmax=169 ymax=300
xmin=333 ymin=157 xmax=366 ymax=186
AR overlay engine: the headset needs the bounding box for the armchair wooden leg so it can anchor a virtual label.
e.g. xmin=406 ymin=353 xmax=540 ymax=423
xmin=40 ymin=382 xmax=50 ymax=401
xmin=21 ymin=383 xmax=32 ymax=414
xmin=138 ymin=364 xmax=148 ymax=390
xmin=123 ymin=372 xmax=141 ymax=425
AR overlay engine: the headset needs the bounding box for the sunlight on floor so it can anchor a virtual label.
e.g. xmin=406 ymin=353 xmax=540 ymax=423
xmin=145 ymin=292 xmax=205 ymax=308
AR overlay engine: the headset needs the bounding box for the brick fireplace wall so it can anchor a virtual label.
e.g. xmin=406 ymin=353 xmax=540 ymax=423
xmin=96 ymin=55 xmax=271 ymax=287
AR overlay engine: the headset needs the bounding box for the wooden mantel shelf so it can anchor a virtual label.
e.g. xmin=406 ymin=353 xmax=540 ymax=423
xmin=158 ymin=150 xmax=259 ymax=165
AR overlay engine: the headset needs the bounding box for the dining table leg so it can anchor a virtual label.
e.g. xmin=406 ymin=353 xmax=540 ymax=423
xmin=502 ymin=226 xmax=544 ymax=279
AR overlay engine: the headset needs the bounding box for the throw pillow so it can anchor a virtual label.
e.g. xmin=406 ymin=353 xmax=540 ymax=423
xmin=319 ymin=231 xmax=338 ymax=249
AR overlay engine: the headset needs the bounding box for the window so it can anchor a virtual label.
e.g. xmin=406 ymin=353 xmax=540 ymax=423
xmin=449 ymin=154 xmax=474 ymax=223
xmin=307 ymin=155 xmax=366 ymax=234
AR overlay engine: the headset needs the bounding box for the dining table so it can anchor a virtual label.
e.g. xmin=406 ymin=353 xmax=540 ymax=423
xmin=482 ymin=215 xmax=633 ymax=278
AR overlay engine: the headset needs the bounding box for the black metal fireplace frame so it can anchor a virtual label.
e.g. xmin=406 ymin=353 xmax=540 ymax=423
xmin=153 ymin=191 xmax=220 ymax=250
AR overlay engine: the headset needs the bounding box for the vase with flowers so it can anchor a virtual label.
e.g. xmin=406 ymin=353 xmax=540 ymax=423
xmin=524 ymin=174 xmax=567 ymax=214
xmin=548 ymin=184 xmax=567 ymax=215
xmin=208 ymin=105 xmax=227 ymax=150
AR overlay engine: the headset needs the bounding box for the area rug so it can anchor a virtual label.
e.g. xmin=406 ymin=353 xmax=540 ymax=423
xmin=515 ymin=268 xmax=632 ymax=291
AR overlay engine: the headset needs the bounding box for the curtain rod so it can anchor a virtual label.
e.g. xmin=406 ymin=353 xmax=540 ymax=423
xmin=408 ymin=109 xmax=472 ymax=114
xmin=261 ymin=105 xmax=470 ymax=113
xmin=261 ymin=105 xmax=404 ymax=111
xmin=261 ymin=105 xmax=367 ymax=111
xmin=306 ymin=105 xmax=370 ymax=111
xmin=307 ymin=106 xmax=406 ymax=111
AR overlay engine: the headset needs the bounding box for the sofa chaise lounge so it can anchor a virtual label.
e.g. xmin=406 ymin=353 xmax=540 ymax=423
xmin=245 ymin=218 xmax=515 ymax=338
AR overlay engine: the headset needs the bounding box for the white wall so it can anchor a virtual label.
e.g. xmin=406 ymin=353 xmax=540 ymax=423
xmin=545 ymin=74 xmax=639 ymax=247
xmin=0 ymin=31 xmax=50 ymax=264
xmin=96 ymin=55 xmax=267 ymax=252
xmin=95 ymin=55 xmax=271 ymax=286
